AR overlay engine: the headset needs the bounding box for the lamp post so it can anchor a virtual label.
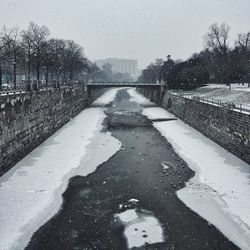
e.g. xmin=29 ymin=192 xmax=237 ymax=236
xmin=194 ymin=78 xmax=197 ymax=88
xmin=25 ymin=56 xmax=31 ymax=91
xmin=28 ymin=48 xmax=32 ymax=81
xmin=12 ymin=60 xmax=16 ymax=90
xmin=58 ymin=66 xmax=61 ymax=88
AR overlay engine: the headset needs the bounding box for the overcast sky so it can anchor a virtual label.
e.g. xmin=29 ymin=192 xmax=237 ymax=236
xmin=1 ymin=0 xmax=250 ymax=68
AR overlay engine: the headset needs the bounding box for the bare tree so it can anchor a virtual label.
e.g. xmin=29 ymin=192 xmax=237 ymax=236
xmin=235 ymin=31 xmax=250 ymax=86
xmin=204 ymin=23 xmax=230 ymax=54
xmin=65 ymin=40 xmax=85 ymax=83
xmin=28 ymin=22 xmax=50 ymax=85
xmin=0 ymin=26 xmax=21 ymax=89
xmin=0 ymin=23 xmax=95 ymax=89
xmin=21 ymin=29 xmax=33 ymax=81
xmin=203 ymin=23 xmax=231 ymax=85
xmin=42 ymin=39 xmax=57 ymax=86
xmin=42 ymin=39 xmax=86 ymax=86
xmin=86 ymin=62 xmax=102 ymax=83
xmin=0 ymin=37 xmax=8 ymax=89
xmin=48 ymin=39 xmax=66 ymax=84
xmin=236 ymin=32 xmax=250 ymax=51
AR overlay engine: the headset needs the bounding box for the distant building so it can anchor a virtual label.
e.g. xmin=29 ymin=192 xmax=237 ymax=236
xmin=94 ymin=58 xmax=138 ymax=76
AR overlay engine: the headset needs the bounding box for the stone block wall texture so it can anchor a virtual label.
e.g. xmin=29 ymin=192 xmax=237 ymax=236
xmin=138 ymin=88 xmax=250 ymax=165
xmin=0 ymin=87 xmax=105 ymax=174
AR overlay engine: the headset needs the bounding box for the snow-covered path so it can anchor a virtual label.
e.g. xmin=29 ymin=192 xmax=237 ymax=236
xmin=0 ymin=89 xmax=122 ymax=250
xmin=129 ymin=88 xmax=250 ymax=250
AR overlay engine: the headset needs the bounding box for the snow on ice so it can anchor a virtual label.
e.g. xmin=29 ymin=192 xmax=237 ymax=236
xmin=0 ymin=88 xmax=122 ymax=250
xmin=127 ymin=88 xmax=154 ymax=106
xmin=115 ymin=208 xmax=164 ymax=249
xmin=93 ymin=87 xmax=127 ymax=105
xmin=129 ymin=88 xmax=250 ymax=250
xmin=142 ymin=107 xmax=175 ymax=120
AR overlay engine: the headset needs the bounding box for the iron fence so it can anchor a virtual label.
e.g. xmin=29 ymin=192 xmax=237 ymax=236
xmin=170 ymin=92 xmax=250 ymax=114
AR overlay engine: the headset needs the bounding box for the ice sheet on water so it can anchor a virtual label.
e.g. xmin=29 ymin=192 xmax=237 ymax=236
xmin=161 ymin=162 xmax=170 ymax=170
xmin=115 ymin=208 xmax=164 ymax=249
xmin=127 ymin=88 xmax=154 ymax=105
xmin=128 ymin=198 xmax=139 ymax=204
xmin=93 ymin=88 xmax=126 ymax=105
xmin=114 ymin=111 xmax=123 ymax=115
xmin=143 ymin=107 xmax=176 ymax=120
xmin=117 ymin=209 xmax=138 ymax=223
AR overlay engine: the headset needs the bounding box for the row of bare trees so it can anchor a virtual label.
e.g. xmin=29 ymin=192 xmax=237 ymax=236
xmin=139 ymin=23 xmax=250 ymax=89
xmin=0 ymin=22 xmax=101 ymax=90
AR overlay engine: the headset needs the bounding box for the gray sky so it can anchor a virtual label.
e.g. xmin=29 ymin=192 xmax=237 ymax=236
xmin=1 ymin=0 xmax=250 ymax=68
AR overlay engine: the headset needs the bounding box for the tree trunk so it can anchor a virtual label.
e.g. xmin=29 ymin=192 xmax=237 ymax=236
xmin=45 ymin=65 xmax=49 ymax=86
xmin=36 ymin=61 xmax=40 ymax=81
xmin=28 ymin=51 xmax=31 ymax=81
xmin=63 ymin=71 xmax=67 ymax=85
xmin=70 ymin=70 xmax=73 ymax=85
xmin=36 ymin=50 xmax=40 ymax=89
xmin=13 ymin=61 xmax=17 ymax=89
xmin=0 ymin=65 xmax=2 ymax=91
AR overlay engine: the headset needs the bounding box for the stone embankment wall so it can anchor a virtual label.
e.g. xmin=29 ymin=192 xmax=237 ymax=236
xmin=138 ymin=88 xmax=250 ymax=165
xmin=0 ymin=87 xmax=104 ymax=174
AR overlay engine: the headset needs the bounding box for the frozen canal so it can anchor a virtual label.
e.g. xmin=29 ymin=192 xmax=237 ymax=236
xmin=1 ymin=88 xmax=250 ymax=250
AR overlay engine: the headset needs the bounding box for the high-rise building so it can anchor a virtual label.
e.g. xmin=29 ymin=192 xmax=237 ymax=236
xmin=94 ymin=58 xmax=138 ymax=75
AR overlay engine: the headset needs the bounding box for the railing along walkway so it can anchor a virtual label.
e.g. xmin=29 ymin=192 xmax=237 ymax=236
xmin=170 ymin=92 xmax=250 ymax=114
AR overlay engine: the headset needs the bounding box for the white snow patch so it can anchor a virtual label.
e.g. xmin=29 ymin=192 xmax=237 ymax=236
xmin=75 ymin=131 xmax=121 ymax=177
xmin=173 ymin=83 xmax=250 ymax=109
xmin=128 ymin=198 xmax=139 ymax=204
xmin=0 ymin=106 xmax=121 ymax=250
xmin=161 ymin=162 xmax=170 ymax=170
xmin=204 ymin=83 xmax=250 ymax=92
xmin=114 ymin=111 xmax=123 ymax=115
xmin=127 ymin=88 xmax=154 ymax=105
xmin=115 ymin=209 xmax=164 ymax=249
xmin=178 ymin=181 xmax=250 ymax=249
xmin=117 ymin=209 xmax=138 ymax=223
xmin=143 ymin=107 xmax=175 ymax=120
xmin=93 ymin=87 xmax=127 ymax=105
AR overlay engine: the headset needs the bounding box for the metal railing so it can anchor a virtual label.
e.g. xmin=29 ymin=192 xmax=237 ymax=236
xmin=87 ymin=82 xmax=160 ymax=86
xmin=170 ymin=92 xmax=250 ymax=114
xmin=0 ymin=82 xmax=86 ymax=96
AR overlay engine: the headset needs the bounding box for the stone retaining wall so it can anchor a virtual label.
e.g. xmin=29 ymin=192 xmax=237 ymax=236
xmin=0 ymin=87 xmax=105 ymax=174
xmin=138 ymin=88 xmax=250 ymax=165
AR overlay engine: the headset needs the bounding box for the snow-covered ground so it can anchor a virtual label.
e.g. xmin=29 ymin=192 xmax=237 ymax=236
xmin=204 ymin=83 xmax=250 ymax=92
xmin=0 ymin=88 xmax=122 ymax=250
xmin=127 ymin=88 xmax=154 ymax=106
xmin=128 ymin=88 xmax=250 ymax=250
xmin=143 ymin=107 xmax=176 ymax=120
xmin=93 ymin=87 xmax=127 ymax=105
xmin=173 ymin=83 xmax=250 ymax=107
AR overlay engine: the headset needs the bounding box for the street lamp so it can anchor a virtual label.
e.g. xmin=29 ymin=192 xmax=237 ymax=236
xmin=12 ymin=60 xmax=16 ymax=90
xmin=28 ymin=48 xmax=33 ymax=81
xmin=194 ymin=78 xmax=197 ymax=88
